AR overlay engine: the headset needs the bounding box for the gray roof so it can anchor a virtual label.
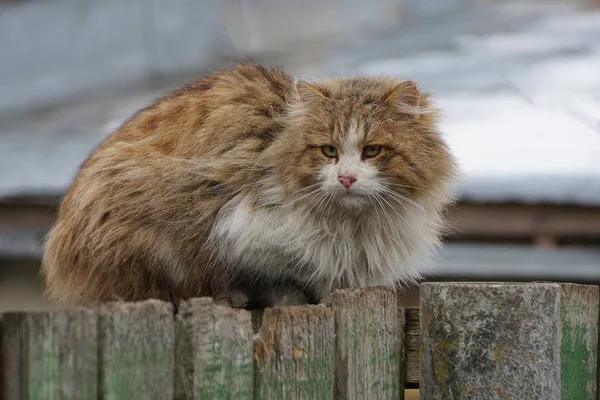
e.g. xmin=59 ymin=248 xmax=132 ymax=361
xmin=1 ymin=0 xmax=600 ymax=204
xmin=0 ymin=0 xmax=233 ymax=117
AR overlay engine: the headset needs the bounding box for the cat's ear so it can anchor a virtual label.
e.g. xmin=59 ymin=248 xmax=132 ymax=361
xmin=383 ymin=80 xmax=423 ymax=119
xmin=294 ymin=79 xmax=331 ymax=102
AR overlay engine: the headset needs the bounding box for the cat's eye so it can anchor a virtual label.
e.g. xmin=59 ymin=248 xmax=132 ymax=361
xmin=362 ymin=145 xmax=381 ymax=158
xmin=321 ymin=145 xmax=338 ymax=158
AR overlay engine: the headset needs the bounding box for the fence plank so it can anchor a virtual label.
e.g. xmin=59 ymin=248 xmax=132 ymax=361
xmin=99 ymin=300 xmax=174 ymax=400
xmin=0 ymin=313 xmax=22 ymax=399
xmin=254 ymin=305 xmax=335 ymax=400
xmin=0 ymin=315 xmax=3 ymax=398
xmin=560 ymin=284 xmax=598 ymax=400
xmin=403 ymin=308 xmax=419 ymax=388
xmin=1 ymin=309 xmax=98 ymax=400
xmin=328 ymin=288 xmax=401 ymax=399
xmin=398 ymin=305 xmax=407 ymax=400
xmin=175 ymin=297 xmax=254 ymax=400
xmin=421 ymin=282 xmax=599 ymax=399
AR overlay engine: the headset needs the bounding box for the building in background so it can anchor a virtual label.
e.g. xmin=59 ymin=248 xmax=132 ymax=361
xmin=1 ymin=0 xmax=599 ymax=311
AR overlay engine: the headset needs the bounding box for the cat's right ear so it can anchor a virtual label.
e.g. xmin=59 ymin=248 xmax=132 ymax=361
xmin=383 ymin=80 xmax=424 ymax=119
xmin=294 ymin=79 xmax=330 ymax=103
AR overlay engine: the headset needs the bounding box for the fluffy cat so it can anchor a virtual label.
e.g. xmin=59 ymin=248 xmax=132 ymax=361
xmin=42 ymin=63 xmax=458 ymax=308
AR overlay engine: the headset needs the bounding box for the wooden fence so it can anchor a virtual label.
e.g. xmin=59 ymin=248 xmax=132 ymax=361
xmin=1 ymin=282 xmax=598 ymax=399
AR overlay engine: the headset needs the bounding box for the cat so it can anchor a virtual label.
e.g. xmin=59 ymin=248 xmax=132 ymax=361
xmin=42 ymin=63 xmax=458 ymax=308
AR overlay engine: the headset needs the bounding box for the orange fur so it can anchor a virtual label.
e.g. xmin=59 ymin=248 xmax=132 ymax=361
xmin=42 ymin=63 xmax=458 ymax=307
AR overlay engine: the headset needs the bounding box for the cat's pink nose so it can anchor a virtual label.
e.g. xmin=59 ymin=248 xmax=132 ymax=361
xmin=337 ymin=174 xmax=357 ymax=190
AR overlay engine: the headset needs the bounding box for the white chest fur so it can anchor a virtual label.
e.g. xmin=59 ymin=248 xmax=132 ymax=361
xmin=210 ymin=193 xmax=441 ymax=292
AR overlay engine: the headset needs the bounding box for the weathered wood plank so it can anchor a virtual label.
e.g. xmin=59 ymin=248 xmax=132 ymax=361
xmin=254 ymin=305 xmax=335 ymax=400
xmin=0 ymin=312 xmax=22 ymax=399
xmin=0 ymin=315 xmax=3 ymax=397
xmin=328 ymin=288 xmax=401 ymax=399
xmin=397 ymin=305 xmax=407 ymax=400
xmin=99 ymin=300 xmax=174 ymax=400
xmin=560 ymin=284 xmax=598 ymax=400
xmin=403 ymin=308 xmax=419 ymax=388
xmin=175 ymin=297 xmax=254 ymax=400
xmin=54 ymin=309 xmax=99 ymax=399
xmin=421 ymin=282 xmax=599 ymax=399
xmin=1 ymin=309 xmax=98 ymax=400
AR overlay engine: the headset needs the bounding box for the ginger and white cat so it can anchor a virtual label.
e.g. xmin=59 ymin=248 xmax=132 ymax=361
xmin=42 ymin=63 xmax=458 ymax=308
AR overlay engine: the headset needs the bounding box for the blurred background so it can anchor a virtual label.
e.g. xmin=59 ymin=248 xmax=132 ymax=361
xmin=1 ymin=0 xmax=600 ymax=315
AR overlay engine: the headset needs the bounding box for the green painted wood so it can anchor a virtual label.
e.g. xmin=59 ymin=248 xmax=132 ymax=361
xmin=1 ymin=309 xmax=98 ymax=400
xmin=560 ymin=284 xmax=598 ymax=400
xmin=254 ymin=305 xmax=335 ymax=400
xmin=27 ymin=312 xmax=60 ymax=399
xmin=175 ymin=297 xmax=254 ymax=400
xmin=99 ymin=300 xmax=174 ymax=400
xmin=54 ymin=309 xmax=99 ymax=400
xmin=421 ymin=282 xmax=599 ymax=400
xmin=328 ymin=288 xmax=401 ymax=400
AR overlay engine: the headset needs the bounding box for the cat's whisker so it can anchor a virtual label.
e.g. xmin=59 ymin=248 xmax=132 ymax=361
xmin=326 ymin=193 xmax=337 ymax=212
xmin=374 ymin=192 xmax=414 ymax=232
xmin=321 ymin=193 xmax=336 ymax=218
xmin=285 ymin=185 xmax=323 ymax=206
xmin=389 ymin=196 xmax=444 ymax=229
xmin=380 ymin=191 xmax=445 ymax=231
xmin=367 ymin=194 xmax=407 ymax=248
xmin=380 ymin=187 xmax=436 ymax=216
xmin=377 ymin=176 xmax=435 ymax=192
xmin=286 ymin=190 xmax=320 ymax=206
xmin=373 ymin=192 xmax=421 ymax=254
xmin=383 ymin=183 xmax=445 ymax=202
xmin=367 ymin=193 xmax=391 ymax=226
xmin=306 ymin=191 xmax=331 ymax=217
xmin=294 ymin=182 xmax=322 ymax=193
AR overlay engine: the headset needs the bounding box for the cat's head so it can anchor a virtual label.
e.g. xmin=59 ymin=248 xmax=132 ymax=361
xmin=268 ymin=76 xmax=458 ymax=212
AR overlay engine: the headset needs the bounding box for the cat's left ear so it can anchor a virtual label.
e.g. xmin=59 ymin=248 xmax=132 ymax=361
xmin=294 ymin=79 xmax=331 ymax=103
xmin=383 ymin=80 xmax=423 ymax=119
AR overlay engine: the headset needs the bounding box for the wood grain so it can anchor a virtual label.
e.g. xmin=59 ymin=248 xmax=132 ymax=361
xmin=175 ymin=297 xmax=254 ymax=400
xmin=404 ymin=308 xmax=420 ymax=388
xmin=99 ymin=300 xmax=174 ymax=400
xmin=328 ymin=288 xmax=401 ymax=399
xmin=254 ymin=305 xmax=335 ymax=399
xmin=1 ymin=309 xmax=98 ymax=400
